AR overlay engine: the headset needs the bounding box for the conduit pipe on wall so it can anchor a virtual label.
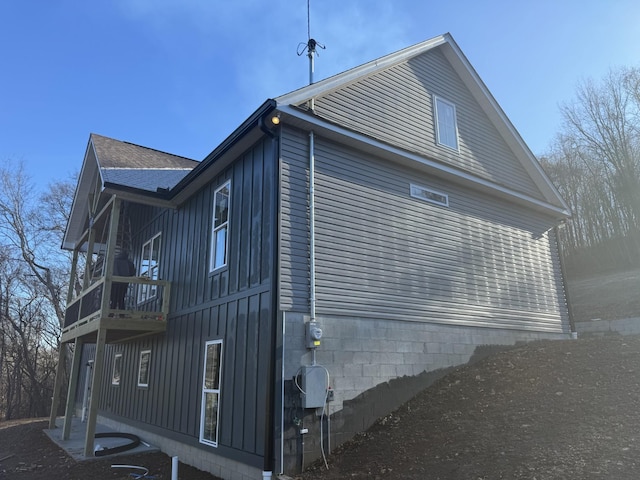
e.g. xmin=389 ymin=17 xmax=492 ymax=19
xmin=279 ymin=311 xmax=286 ymax=475
xmin=309 ymin=131 xmax=317 ymax=321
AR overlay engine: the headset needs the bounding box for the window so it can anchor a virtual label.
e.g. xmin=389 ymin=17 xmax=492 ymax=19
xmin=210 ymin=182 xmax=230 ymax=272
xmin=138 ymin=232 xmax=161 ymax=303
xmin=434 ymin=96 xmax=459 ymax=150
xmin=410 ymin=184 xmax=449 ymax=207
xmin=138 ymin=350 xmax=151 ymax=387
xmin=200 ymin=340 xmax=223 ymax=446
xmin=112 ymin=353 xmax=123 ymax=386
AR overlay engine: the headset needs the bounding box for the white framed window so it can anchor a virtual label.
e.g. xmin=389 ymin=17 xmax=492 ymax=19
xmin=434 ymin=96 xmax=459 ymax=151
xmin=112 ymin=353 xmax=123 ymax=386
xmin=199 ymin=340 xmax=223 ymax=447
xmin=210 ymin=181 xmax=230 ymax=272
xmin=138 ymin=232 xmax=161 ymax=303
xmin=410 ymin=184 xmax=449 ymax=207
xmin=137 ymin=350 xmax=151 ymax=388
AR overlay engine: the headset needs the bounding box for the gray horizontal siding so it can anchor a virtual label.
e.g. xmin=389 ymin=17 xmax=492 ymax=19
xmin=279 ymin=129 xmax=310 ymax=312
xmin=312 ymin=46 xmax=543 ymax=199
xmin=280 ymin=126 xmax=568 ymax=332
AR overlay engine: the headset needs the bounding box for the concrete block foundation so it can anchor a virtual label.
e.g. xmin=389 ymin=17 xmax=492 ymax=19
xmin=281 ymin=312 xmax=568 ymax=473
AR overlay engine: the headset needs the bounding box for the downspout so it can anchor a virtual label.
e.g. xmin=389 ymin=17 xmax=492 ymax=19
xmin=263 ymin=129 xmax=279 ymax=480
xmin=554 ymin=224 xmax=577 ymax=337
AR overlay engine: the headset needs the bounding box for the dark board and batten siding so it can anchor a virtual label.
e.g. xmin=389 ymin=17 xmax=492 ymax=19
xmin=280 ymin=126 xmax=569 ymax=333
xmin=79 ymin=137 xmax=278 ymax=467
xmin=313 ymin=46 xmax=544 ymax=200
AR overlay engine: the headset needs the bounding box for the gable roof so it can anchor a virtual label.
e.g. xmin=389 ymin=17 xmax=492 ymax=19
xmin=91 ymin=133 xmax=198 ymax=191
xmin=64 ymin=34 xmax=569 ymax=250
xmin=63 ymin=134 xmax=199 ymax=249
xmin=275 ymin=33 xmax=570 ymax=218
xmin=63 ymin=98 xmax=278 ymax=251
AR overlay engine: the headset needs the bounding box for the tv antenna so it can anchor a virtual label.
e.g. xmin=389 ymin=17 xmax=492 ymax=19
xmin=297 ymin=0 xmax=325 ymax=85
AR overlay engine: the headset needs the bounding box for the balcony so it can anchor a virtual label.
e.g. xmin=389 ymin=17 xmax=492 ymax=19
xmin=60 ymin=195 xmax=171 ymax=345
xmin=61 ymin=275 xmax=171 ymax=344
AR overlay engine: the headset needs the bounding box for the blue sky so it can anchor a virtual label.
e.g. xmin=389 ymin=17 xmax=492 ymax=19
xmin=1 ymin=1 xmax=639 ymax=190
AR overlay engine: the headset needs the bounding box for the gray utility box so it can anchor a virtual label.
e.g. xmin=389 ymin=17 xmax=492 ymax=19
xmin=300 ymin=365 xmax=327 ymax=409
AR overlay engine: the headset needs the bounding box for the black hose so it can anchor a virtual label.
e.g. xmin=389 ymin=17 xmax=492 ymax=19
xmin=94 ymin=432 xmax=141 ymax=457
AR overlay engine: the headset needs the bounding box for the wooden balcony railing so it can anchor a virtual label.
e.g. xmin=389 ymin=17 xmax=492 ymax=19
xmin=61 ymin=276 xmax=171 ymax=344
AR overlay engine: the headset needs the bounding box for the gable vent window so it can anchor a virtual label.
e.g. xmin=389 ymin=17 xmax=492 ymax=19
xmin=410 ymin=184 xmax=449 ymax=207
xmin=434 ymin=96 xmax=459 ymax=151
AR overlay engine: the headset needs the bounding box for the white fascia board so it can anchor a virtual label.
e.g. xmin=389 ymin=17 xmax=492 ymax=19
xmin=276 ymin=35 xmax=448 ymax=107
xmin=62 ymin=140 xmax=100 ymax=250
xmin=93 ymin=141 xmax=106 ymax=193
xmin=276 ymin=32 xmax=569 ymax=214
xmin=278 ymin=104 xmax=570 ymax=219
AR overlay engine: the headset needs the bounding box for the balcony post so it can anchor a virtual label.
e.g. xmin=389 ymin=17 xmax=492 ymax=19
xmin=100 ymin=197 xmax=121 ymax=315
xmin=83 ymin=225 xmax=97 ymax=290
xmin=67 ymin=248 xmax=79 ymax=304
xmin=50 ymin=246 xmax=78 ymax=430
xmin=84 ymin=327 xmax=107 ymax=457
xmin=48 ymin=342 xmax=68 ymax=429
xmin=62 ymin=337 xmax=84 ymax=440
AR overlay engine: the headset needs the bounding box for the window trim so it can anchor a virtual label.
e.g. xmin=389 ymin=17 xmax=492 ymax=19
xmin=112 ymin=353 xmax=123 ymax=386
xmin=433 ymin=95 xmax=459 ymax=151
xmin=210 ymin=181 xmax=231 ymax=273
xmin=199 ymin=339 xmax=223 ymax=447
xmin=137 ymin=349 xmax=151 ymax=388
xmin=137 ymin=232 xmax=162 ymax=304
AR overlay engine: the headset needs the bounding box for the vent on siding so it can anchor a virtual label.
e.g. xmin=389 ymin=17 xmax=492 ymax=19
xmin=410 ymin=184 xmax=449 ymax=207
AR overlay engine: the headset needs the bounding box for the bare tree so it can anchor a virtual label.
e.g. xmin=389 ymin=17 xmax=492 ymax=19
xmin=560 ymin=67 xmax=640 ymax=229
xmin=0 ymin=161 xmax=76 ymax=419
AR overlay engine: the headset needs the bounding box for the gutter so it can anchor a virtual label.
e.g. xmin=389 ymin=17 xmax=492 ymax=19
xmin=278 ymin=104 xmax=570 ymax=220
xmin=169 ymin=99 xmax=278 ymax=200
xmin=97 ymin=100 xmax=279 ymax=211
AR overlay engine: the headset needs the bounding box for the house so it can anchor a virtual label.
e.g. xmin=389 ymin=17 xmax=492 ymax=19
xmin=48 ymin=33 xmax=572 ymax=479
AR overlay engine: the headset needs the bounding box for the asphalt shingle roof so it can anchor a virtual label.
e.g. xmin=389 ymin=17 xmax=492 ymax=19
xmin=91 ymin=133 xmax=198 ymax=169
xmin=90 ymin=133 xmax=199 ymax=192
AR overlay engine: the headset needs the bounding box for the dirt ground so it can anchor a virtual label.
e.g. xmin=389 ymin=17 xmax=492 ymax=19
xmin=2 ymin=269 xmax=640 ymax=479
xmin=567 ymin=268 xmax=640 ymax=322
xmin=299 ymin=334 xmax=640 ymax=479
xmin=3 ymin=335 xmax=640 ymax=479
xmin=0 ymin=419 xmax=221 ymax=480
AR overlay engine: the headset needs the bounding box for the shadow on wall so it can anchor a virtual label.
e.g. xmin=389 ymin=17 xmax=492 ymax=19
xmin=282 ymin=343 xmax=518 ymax=473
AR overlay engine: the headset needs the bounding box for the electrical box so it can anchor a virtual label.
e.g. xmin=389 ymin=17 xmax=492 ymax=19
xmin=305 ymin=321 xmax=322 ymax=349
xmin=300 ymin=365 xmax=326 ymax=409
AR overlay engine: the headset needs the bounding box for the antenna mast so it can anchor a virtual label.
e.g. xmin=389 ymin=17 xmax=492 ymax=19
xmin=297 ymin=0 xmax=325 ymax=107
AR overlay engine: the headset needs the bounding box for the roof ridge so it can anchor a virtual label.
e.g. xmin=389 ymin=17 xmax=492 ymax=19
xmin=90 ymin=133 xmax=199 ymax=164
xmin=275 ymin=33 xmax=450 ymax=106
xmin=101 ymin=166 xmax=195 ymax=170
